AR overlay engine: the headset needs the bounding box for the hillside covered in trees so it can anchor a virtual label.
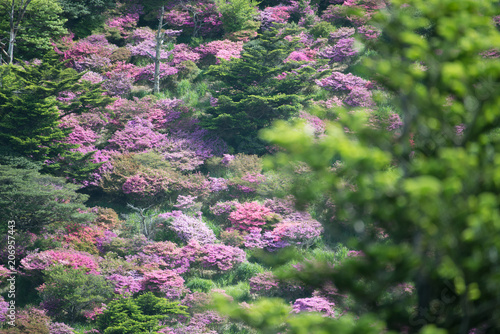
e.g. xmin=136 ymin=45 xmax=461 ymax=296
xmin=0 ymin=0 xmax=499 ymax=333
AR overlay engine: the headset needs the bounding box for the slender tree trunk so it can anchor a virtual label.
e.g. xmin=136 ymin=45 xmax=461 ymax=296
xmin=8 ymin=0 xmax=15 ymax=64
xmin=153 ymin=5 xmax=165 ymax=95
xmin=7 ymin=0 xmax=32 ymax=64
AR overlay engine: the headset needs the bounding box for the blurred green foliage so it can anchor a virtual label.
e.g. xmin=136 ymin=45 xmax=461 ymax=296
xmin=215 ymin=0 xmax=500 ymax=333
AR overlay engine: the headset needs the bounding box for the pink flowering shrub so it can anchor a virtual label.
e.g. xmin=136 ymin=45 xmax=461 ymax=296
xmin=320 ymin=37 xmax=358 ymax=64
xmin=162 ymin=126 xmax=228 ymax=171
xmin=244 ymin=228 xmax=269 ymax=249
xmin=357 ymin=25 xmax=381 ymax=40
xmin=128 ymin=27 xmax=155 ymax=44
xmin=82 ymin=304 xmax=106 ymax=322
xmin=208 ymin=177 xmax=229 ymax=192
xmin=105 ymin=13 xmax=139 ymax=40
xmin=270 ymin=219 xmax=323 ymax=249
xmin=141 ymin=269 xmax=187 ymax=299
xmin=200 ymin=244 xmax=246 ymax=271
xmin=108 ymin=118 xmax=168 ymax=152
xmin=157 ymin=211 xmax=217 ymax=245
xmin=163 ymin=2 xmax=223 ymax=37
xmin=56 ymin=33 xmax=117 ymax=70
xmin=125 ymin=28 xmax=181 ymax=60
xmin=107 ymin=274 xmax=143 ymax=295
xmin=260 ymin=6 xmax=292 ymax=30
xmin=21 ymin=249 xmax=99 ymax=274
xmin=329 ymin=27 xmax=356 ymax=40
xmin=170 ymin=43 xmax=202 ymax=65
xmin=134 ymin=63 xmax=178 ymax=82
xmin=316 ymin=71 xmax=370 ymax=91
xmin=102 ymin=70 xmax=134 ymax=96
xmin=386 ymin=113 xmax=403 ymax=132
xmin=229 ymin=202 xmax=276 ymax=231
xmin=298 ymin=111 xmax=326 ymax=136
xmin=0 ymin=296 xmax=8 ymax=322
xmin=172 ymin=310 xmax=226 ymax=334
xmin=0 ymin=265 xmax=10 ymax=280
xmin=219 ymin=229 xmax=245 ymax=247
xmin=49 ymin=322 xmax=76 ymax=334
xmin=285 ymin=51 xmax=312 ymax=62
xmin=106 ymin=96 xmax=187 ymax=129
xmin=292 ymin=296 xmax=336 ymax=317
xmin=316 ymin=71 xmax=374 ymax=107
xmin=344 ymin=85 xmax=374 ymax=107
xmin=59 ymin=115 xmax=99 ymax=154
xmin=249 ymin=272 xmax=280 ymax=296
xmin=61 ymin=224 xmax=107 ymax=254
xmin=210 ymin=201 xmax=238 ymax=216
xmin=263 ymin=197 xmax=297 ymax=216
xmin=80 ymin=71 xmax=104 ymax=84
xmin=195 ymin=40 xmax=244 ymax=64
xmin=121 ymin=169 xmax=173 ymax=197
xmin=75 ymin=54 xmax=112 ymax=72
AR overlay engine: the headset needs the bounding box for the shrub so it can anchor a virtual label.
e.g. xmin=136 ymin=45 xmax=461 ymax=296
xmin=141 ymin=270 xmax=187 ymax=299
xmin=21 ymin=249 xmax=99 ymax=275
xmin=107 ymin=274 xmax=144 ymax=296
xmin=291 ymin=296 xmax=336 ymax=318
xmin=39 ymin=266 xmax=114 ymax=321
xmin=96 ymin=292 xmax=188 ymax=334
xmin=215 ymin=0 xmax=259 ymax=34
xmin=201 ymin=244 xmax=246 ymax=271
xmin=4 ymin=307 xmax=50 ymax=334
xmin=249 ymin=272 xmax=280 ymax=297
xmin=0 ymin=166 xmax=92 ymax=232
xmin=185 ymin=277 xmax=216 ymax=293
xmin=219 ymin=229 xmax=246 ymax=247
xmin=48 ymin=322 xmax=75 ymax=334
xmin=231 ymin=261 xmax=266 ymax=283
xmin=157 ymin=211 xmax=217 ymax=245
xmin=229 ymin=202 xmax=276 ymax=231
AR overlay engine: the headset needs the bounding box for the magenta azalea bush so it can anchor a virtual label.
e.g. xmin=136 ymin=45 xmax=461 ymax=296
xmin=158 ymin=211 xmax=217 ymax=245
xmin=200 ymin=244 xmax=246 ymax=271
xmin=291 ymin=296 xmax=336 ymax=318
xmin=229 ymin=202 xmax=275 ymax=231
xmin=21 ymin=249 xmax=99 ymax=274
xmin=141 ymin=269 xmax=187 ymax=299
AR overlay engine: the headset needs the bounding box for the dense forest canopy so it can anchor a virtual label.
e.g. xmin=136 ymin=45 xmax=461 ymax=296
xmin=0 ymin=0 xmax=499 ymax=333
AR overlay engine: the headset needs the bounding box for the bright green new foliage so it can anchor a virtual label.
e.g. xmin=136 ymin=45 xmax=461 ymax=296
xmin=97 ymin=292 xmax=188 ymax=334
xmin=215 ymin=0 xmax=260 ymax=33
xmin=219 ymin=0 xmax=500 ymax=333
xmin=0 ymin=0 xmax=68 ymax=61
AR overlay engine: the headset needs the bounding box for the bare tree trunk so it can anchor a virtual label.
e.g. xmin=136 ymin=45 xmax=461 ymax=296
xmin=7 ymin=0 xmax=32 ymax=64
xmin=153 ymin=5 xmax=165 ymax=95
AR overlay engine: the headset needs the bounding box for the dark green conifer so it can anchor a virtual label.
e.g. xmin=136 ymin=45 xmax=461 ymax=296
xmin=202 ymin=24 xmax=328 ymax=154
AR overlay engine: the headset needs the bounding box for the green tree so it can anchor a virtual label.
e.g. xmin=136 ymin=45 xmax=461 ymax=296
xmin=0 ymin=165 xmax=92 ymax=232
xmin=215 ymin=0 xmax=260 ymax=34
xmin=97 ymin=292 xmax=188 ymax=334
xmin=0 ymin=0 xmax=67 ymax=62
xmin=56 ymin=0 xmax=115 ymax=38
xmin=217 ymin=0 xmax=500 ymax=333
xmin=0 ymin=52 xmax=112 ymax=159
xmin=40 ymin=266 xmax=115 ymax=321
xmin=202 ymin=24 xmax=328 ymax=154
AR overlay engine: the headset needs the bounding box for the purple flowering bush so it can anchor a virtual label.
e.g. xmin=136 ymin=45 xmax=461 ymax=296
xmin=141 ymin=269 xmax=187 ymax=299
xmin=157 ymin=211 xmax=217 ymax=245
xmin=229 ymin=202 xmax=277 ymax=232
xmin=200 ymin=243 xmax=246 ymax=271
xmin=291 ymin=296 xmax=336 ymax=317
